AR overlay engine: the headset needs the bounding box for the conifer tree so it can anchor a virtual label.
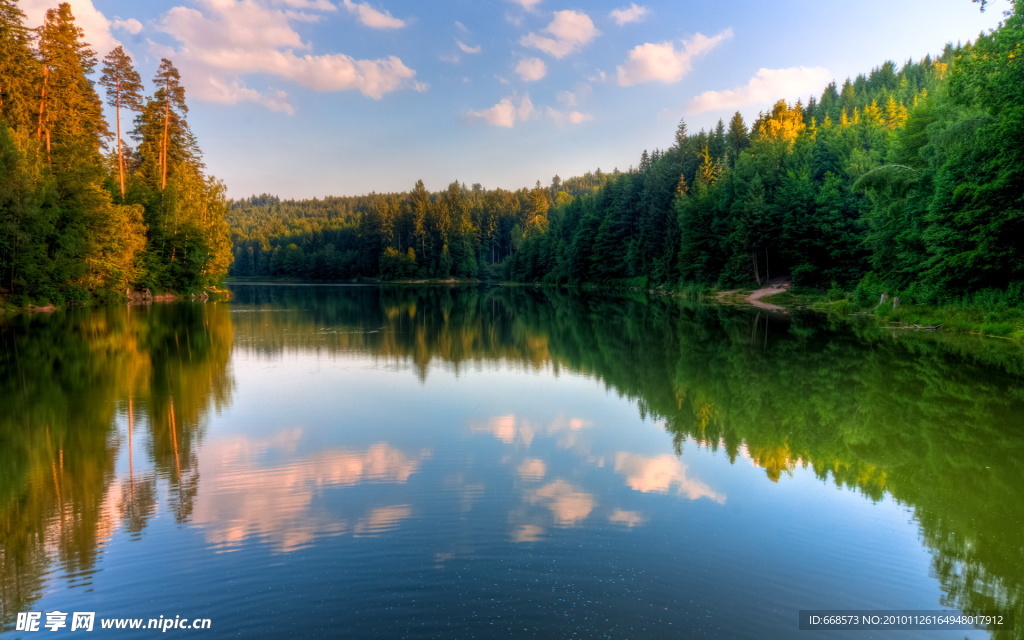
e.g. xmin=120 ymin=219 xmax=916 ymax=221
xmin=35 ymin=3 xmax=114 ymax=295
xmin=725 ymin=112 xmax=750 ymax=166
xmin=100 ymin=46 xmax=143 ymax=199
xmin=36 ymin=3 xmax=107 ymax=168
xmin=0 ymin=0 xmax=37 ymax=130
xmin=134 ymin=59 xmax=194 ymax=192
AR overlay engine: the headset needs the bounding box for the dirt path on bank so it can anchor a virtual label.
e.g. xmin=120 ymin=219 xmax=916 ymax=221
xmin=747 ymin=279 xmax=791 ymax=312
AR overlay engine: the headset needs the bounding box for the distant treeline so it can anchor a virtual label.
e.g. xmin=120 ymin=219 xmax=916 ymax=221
xmin=231 ymin=3 xmax=1023 ymax=307
xmin=228 ymin=171 xmax=613 ymax=281
xmin=0 ymin=2 xmax=231 ymax=306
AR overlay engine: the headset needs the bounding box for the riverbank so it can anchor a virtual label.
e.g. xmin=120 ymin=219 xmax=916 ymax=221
xmin=0 ymin=286 xmax=232 ymax=315
xmin=225 ymin=276 xmax=483 ymax=286
xmin=719 ymin=284 xmax=1024 ymax=341
xmin=222 ymin=276 xmax=1024 ymax=343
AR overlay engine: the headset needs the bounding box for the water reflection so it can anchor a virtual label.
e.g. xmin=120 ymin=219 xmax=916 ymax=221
xmin=613 ymin=453 xmax=726 ymax=502
xmin=608 ymin=509 xmax=645 ymax=528
xmin=516 ymin=458 xmax=546 ymax=480
xmin=471 ymin=415 xmax=535 ymax=447
xmin=1 ymin=285 xmax=1022 ymax=638
xmin=226 ymin=284 xmax=1024 ymax=637
xmin=0 ymin=303 xmax=233 ymax=626
xmin=527 ymin=480 xmax=596 ymax=527
xmin=193 ymin=435 xmax=429 ymax=552
xmin=470 ymin=413 xmax=592 ymax=450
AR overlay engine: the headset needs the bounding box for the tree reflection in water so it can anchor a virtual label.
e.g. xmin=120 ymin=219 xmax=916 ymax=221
xmin=1 ymin=286 xmax=1021 ymax=637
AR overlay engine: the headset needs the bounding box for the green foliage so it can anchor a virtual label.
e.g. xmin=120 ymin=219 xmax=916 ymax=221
xmin=0 ymin=3 xmax=230 ymax=306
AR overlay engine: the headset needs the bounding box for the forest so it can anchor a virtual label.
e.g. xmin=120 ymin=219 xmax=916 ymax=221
xmin=230 ymin=0 xmax=1024 ymax=310
xmin=0 ymin=1 xmax=231 ymax=307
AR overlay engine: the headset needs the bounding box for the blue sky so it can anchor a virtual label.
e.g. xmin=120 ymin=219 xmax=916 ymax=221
xmin=20 ymin=0 xmax=1006 ymax=198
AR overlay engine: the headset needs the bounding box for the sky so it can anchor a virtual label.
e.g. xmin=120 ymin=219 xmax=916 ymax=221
xmin=19 ymin=0 xmax=1008 ymax=199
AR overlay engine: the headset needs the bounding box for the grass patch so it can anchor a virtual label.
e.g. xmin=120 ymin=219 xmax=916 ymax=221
xmin=768 ymin=286 xmax=827 ymax=308
xmin=734 ymin=281 xmax=1024 ymax=342
xmin=870 ymin=301 xmax=1024 ymax=339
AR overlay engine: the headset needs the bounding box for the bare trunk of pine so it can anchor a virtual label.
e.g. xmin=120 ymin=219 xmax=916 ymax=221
xmin=752 ymin=251 xmax=761 ymax=286
xmin=36 ymin=67 xmax=49 ymax=161
xmin=161 ymin=102 xmax=170 ymax=191
xmin=116 ymin=84 xmax=126 ymax=198
xmin=35 ymin=67 xmax=47 ymax=139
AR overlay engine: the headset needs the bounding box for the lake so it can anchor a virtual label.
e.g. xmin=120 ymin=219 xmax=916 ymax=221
xmin=1 ymin=285 xmax=1021 ymax=639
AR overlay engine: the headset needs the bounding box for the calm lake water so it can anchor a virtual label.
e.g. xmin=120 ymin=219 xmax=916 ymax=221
xmin=1 ymin=285 xmax=1021 ymax=639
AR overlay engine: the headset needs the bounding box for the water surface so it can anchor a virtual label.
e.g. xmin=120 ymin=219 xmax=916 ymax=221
xmin=1 ymin=285 xmax=1021 ymax=638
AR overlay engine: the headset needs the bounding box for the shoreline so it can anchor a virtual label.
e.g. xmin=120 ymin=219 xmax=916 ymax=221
xmin=7 ymin=278 xmax=1023 ymax=343
xmin=1 ymin=287 xmax=232 ymax=316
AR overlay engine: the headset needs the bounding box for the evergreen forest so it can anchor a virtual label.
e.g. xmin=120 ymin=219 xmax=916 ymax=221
xmin=0 ymin=1 xmax=231 ymax=307
xmin=230 ymin=1 xmax=1024 ymax=310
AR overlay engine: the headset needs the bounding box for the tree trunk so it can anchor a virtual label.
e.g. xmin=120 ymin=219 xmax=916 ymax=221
xmin=36 ymin=67 xmax=50 ymax=162
xmin=161 ymin=102 xmax=170 ymax=191
xmin=36 ymin=67 xmax=48 ymax=140
xmin=116 ymin=85 xmax=126 ymax=198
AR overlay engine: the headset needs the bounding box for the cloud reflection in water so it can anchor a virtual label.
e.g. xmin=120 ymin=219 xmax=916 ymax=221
xmin=193 ymin=433 xmax=430 ymax=552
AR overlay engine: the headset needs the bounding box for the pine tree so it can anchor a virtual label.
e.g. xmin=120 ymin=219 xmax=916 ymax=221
xmin=135 ymin=59 xmax=194 ymax=192
xmin=36 ymin=3 xmax=107 ymax=169
xmin=673 ymin=118 xmax=688 ymax=149
xmin=0 ymin=0 xmax=37 ymax=131
xmin=407 ymin=179 xmax=430 ymax=263
xmin=725 ymin=112 xmax=750 ymax=166
xmin=100 ymin=46 xmax=143 ymax=200
xmin=35 ymin=3 xmax=115 ymax=297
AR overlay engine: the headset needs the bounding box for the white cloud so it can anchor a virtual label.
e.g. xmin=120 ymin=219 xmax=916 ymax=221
xmin=156 ymin=0 xmax=421 ymax=111
xmin=21 ymin=0 xmax=120 ymax=56
xmin=515 ymin=57 xmax=546 ymax=82
xmin=341 ymin=0 xmax=405 ymax=29
xmin=468 ymin=95 xmax=536 ymax=128
xmin=457 ymin=40 xmax=482 ymax=54
xmin=520 ymin=10 xmax=599 ymax=58
xmin=509 ymin=0 xmax=542 ymax=11
xmin=112 ymin=18 xmax=143 ymax=35
xmin=198 ymin=76 xmax=296 ymax=114
xmin=557 ymin=84 xmax=591 ymax=107
xmin=546 ymin=107 xmax=593 ymax=125
xmin=161 ymin=3 xmax=305 ymax=51
xmin=616 ymin=28 xmax=732 ymax=86
xmin=687 ymin=66 xmax=832 ymax=113
xmin=610 ymin=3 xmax=648 ymax=25
xmin=275 ymin=0 xmax=337 ymax=10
